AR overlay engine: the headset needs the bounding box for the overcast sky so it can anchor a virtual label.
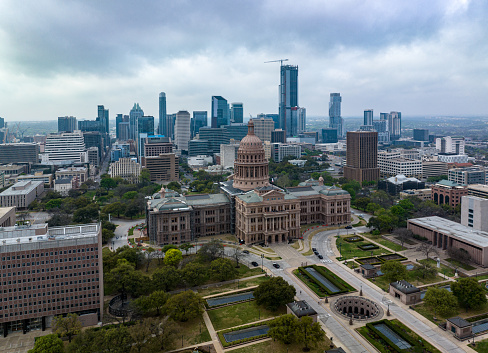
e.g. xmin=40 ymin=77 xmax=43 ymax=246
xmin=0 ymin=0 xmax=487 ymax=122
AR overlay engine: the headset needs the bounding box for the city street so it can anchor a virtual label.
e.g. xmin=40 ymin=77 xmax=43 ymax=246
xmin=110 ymin=218 xmax=144 ymax=251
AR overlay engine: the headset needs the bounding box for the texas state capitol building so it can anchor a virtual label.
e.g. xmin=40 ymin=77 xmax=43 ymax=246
xmin=146 ymin=121 xmax=351 ymax=246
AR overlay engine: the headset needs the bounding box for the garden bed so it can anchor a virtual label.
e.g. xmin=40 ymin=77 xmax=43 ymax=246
xmin=356 ymin=256 xmax=382 ymax=265
xmin=357 ymin=319 xmax=441 ymax=353
xmin=357 ymin=243 xmax=379 ymax=251
xmin=295 ymin=265 xmax=355 ymax=297
xmin=344 ymin=235 xmax=364 ymax=242
xmin=377 ymin=253 xmax=408 ymax=262
xmin=445 ymin=258 xmax=476 ymax=271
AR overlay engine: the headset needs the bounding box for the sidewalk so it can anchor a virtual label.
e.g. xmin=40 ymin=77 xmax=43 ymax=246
xmin=202 ymin=311 xmax=223 ymax=353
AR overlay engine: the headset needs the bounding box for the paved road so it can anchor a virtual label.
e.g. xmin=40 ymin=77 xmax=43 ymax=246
xmin=110 ymin=218 xmax=144 ymax=251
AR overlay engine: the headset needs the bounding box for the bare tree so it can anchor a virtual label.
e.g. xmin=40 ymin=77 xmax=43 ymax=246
xmin=393 ymin=228 xmax=414 ymax=250
xmin=232 ymin=247 xmax=245 ymax=268
xmin=417 ymin=243 xmax=439 ymax=260
xmin=448 ymin=247 xmax=471 ymax=264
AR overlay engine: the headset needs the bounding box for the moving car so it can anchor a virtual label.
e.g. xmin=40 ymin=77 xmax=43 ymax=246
xmin=318 ymin=255 xmax=323 ymax=259
xmin=345 ymin=225 xmax=353 ymax=229
xmin=251 ymin=261 xmax=259 ymax=267
xmin=243 ymin=250 xmax=249 ymax=254
xmin=272 ymin=263 xmax=280 ymax=269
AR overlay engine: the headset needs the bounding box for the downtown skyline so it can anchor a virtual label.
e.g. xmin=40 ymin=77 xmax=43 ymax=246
xmin=0 ymin=0 xmax=487 ymax=121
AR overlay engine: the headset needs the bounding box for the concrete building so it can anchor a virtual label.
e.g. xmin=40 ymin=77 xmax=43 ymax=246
xmin=174 ymin=110 xmax=191 ymax=153
xmin=413 ymin=129 xmax=429 ymax=142
xmin=408 ymin=216 xmax=488 ymax=266
xmin=343 ymin=131 xmax=379 ymax=184
xmin=389 ymin=281 xmax=421 ymax=305
xmin=0 ymin=180 xmax=44 ymax=209
xmin=54 ymin=178 xmax=76 ymax=196
xmin=87 ymin=147 xmax=99 ymax=167
xmin=378 ymin=150 xmax=422 ymax=179
xmin=437 ymin=153 xmax=469 ymax=164
xmin=271 ymin=143 xmax=302 ymax=162
xmin=0 ymin=207 xmax=16 ymax=227
xmin=431 ymin=180 xmax=468 ymax=208
xmin=436 ymin=136 xmax=465 ymax=155
xmin=41 ymin=132 xmax=87 ymax=164
xmin=287 ymin=300 xmax=317 ymax=322
xmin=188 ymin=140 xmax=210 ymax=157
xmin=467 ymin=184 xmax=488 ymax=199
xmin=0 ymin=223 xmax=103 ymax=336
xmin=56 ymin=167 xmax=88 ymax=184
xmin=0 ymin=143 xmax=39 ymax=164
xmin=448 ymin=166 xmax=486 ymax=185
xmin=461 ymin=196 xmax=488 ymax=231
xmin=251 ymin=118 xmax=275 ymax=142
xmin=17 ymin=173 xmax=53 ymax=188
xmin=58 ymin=116 xmax=77 ymax=133
xmin=220 ymin=143 xmax=240 ymax=169
xmin=109 ymin=158 xmax=141 ymax=183
xmin=143 ymin=153 xmax=179 ymax=183
xmin=422 ymin=161 xmax=448 ymax=180
xmin=399 ymin=188 xmax=432 ymax=201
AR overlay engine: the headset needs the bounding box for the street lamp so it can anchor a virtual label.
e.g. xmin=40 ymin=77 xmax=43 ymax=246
xmin=261 ymin=254 xmax=264 ymax=273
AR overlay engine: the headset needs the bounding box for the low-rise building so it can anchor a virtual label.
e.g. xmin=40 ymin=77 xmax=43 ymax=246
xmin=378 ymin=175 xmax=425 ymax=196
xmin=389 ymin=280 xmax=421 ymax=305
xmin=56 ymin=167 xmax=88 ymax=184
xmin=378 ymin=150 xmax=422 ymax=179
xmin=431 ymin=180 xmax=467 ymax=208
xmin=467 ymin=184 xmax=488 ymax=199
xmin=437 ymin=153 xmax=468 ymax=164
xmin=54 ymin=178 xmax=76 ymax=196
xmin=272 ymin=143 xmax=301 ymax=162
xmin=0 ymin=180 xmax=44 ymax=209
xmin=399 ymin=188 xmax=432 ymax=201
xmin=17 ymin=173 xmax=53 ymax=188
xmin=446 ymin=317 xmax=473 ymax=340
xmin=109 ymin=158 xmax=141 ymax=183
xmin=422 ymin=161 xmax=448 ymax=180
xmin=0 ymin=207 xmax=16 ymax=227
xmin=0 ymin=223 xmax=103 ymax=337
xmin=143 ymin=153 xmax=179 ymax=182
xmin=448 ymin=166 xmax=486 ymax=185
xmin=286 ymin=300 xmax=317 ymax=322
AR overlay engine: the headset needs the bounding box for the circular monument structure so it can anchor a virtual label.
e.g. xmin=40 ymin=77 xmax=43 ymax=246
xmin=331 ymin=295 xmax=383 ymax=322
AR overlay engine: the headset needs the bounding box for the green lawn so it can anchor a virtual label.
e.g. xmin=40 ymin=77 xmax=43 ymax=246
xmin=445 ymin=258 xmax=476 ymax=271
xmin=336 ymin=236 xmax=391 ymax=260
xmin=197 ymin=276 xmax=269 ymax=297
xmin=419 ymin=258 xmax=455 ymax=277
xmin=475 ymin=274 xmax=488 ymax=281
xmin=208 ymin=301 xmax=285 ymax=331
xmin=470 ymin=338 xmax=488 ymax=353
xmin=229 ymin=337 xmax=333 ymax=353
xmin=413 ymin=301 xmax=488 ymax=324
xmin=237 ymin=265 xmax=264 ymax=278
xmin=368 ymin=271 xmax=446 ymax=292
xmin=357 ymin=319 xmax=441 ymax=353
xmin=179 ymin=316 xmax=211 ymax=347
xmin=375 ymin=238 xmax=406 ymax=252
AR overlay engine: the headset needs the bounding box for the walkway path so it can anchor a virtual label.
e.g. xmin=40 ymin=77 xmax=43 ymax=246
xmin=202 ymin=311 xmax=223 ymax=353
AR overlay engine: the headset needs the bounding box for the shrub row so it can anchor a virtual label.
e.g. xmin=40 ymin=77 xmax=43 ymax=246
xmin=356 ymin=257 xmax=382 ymax=265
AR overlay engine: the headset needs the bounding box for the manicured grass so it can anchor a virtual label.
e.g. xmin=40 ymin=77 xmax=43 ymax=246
xmin=229 ymin=337 xmax=333 ymax=353
xmin=413 ymin=301 xmax=488 ymax=324
xmin=368 ymin=272 xmax=446 ymax=292
xmin=445 ymin=258 xmax=476 ymax=271
xmin=336 ymin=235 xmax=391 ymax=260
xmin=197 ymin=276 xmax=269 ymax=297
xmin=237 ymin=265 xmax=264 ymax=278
xmin=358 ymin=319 xmax=441 ymax=353
xmin=208 ymin=301 xmax=285 ymax=331
xmin=290 ymin=240 xmax=301 ymax=250
xmin=179 ymin=316 xmax=211 ymax=347
xmin=475 ymin=274 xmax=488 ymax=281
xmin=469 ymin=338 xmax=488 ymax=353
xmin=419 ymin=258 xmax=455 ymax=277
xmin=375 ymin=238 xmax=406 ymax=252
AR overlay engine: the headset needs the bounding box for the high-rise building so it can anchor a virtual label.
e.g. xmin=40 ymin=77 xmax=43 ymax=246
xmin=0 ymin=117 xmax=4 ymax=129
xmin=129 ymin=103 xmax=144 ymax=141
xmin=83 ymin=131 xmax=103 ymax=159
xmin=436 ymin=136 xmax=465 ymax=155
xmin=364 ymin=109 xmax=373 ymax=126
xmin=41 ymin=131 xmax=87 ymax=164
xmin=231 ymin=103 xmax=244 ymax=123
xmin=279 ymin=65 xmax=298 ymax=136
xmin=191 ymin=111 xmax=207 ymax=137
xmin=298 ymin=107 xmax=306 ymax=134
xmin=78 ymin=120 xmax=101 ymax=132
xmin=144 ymin=153 xmax=179 ymax=182
xmin=251 ymin=118 xmax=275 ymax=142
xmin=188 ymin=140 xmax=210 ymax=157
xmin=271 ymin=129 xmax=286 ymax=143
xmin=174 ymin=110 xmax=191 ymax=152
xmin=166 ymin=113 xmax=176 ymax=140
xmin=321 ymin=128 xmax=338 ymax=143
xmin=116 ymin=114 xmax=129 ymax=140
xmin=211 ymin=96 xmax=230 ymax=128
xmin=97 ymin=105 xmax=109 ymax=134
xmin=343 ymin=131 xmax=379 ymax=184
xmin=0 ymin=143 xmax=39 ymax=164
xmin=413 ymin=129 xmax=429 ymax=141
xmin=388 ymin=111 xmax=401 ymax=140
xmin=198 ymin=127 xmax=230 ymax=154
xmin=223 ymin=124 xmax=248 ymax=141
xmin=138 ymin=116 xmax=155 ymax=135
xmin=159 ymin=92 xmax=167 ymax=136
xmin=461 ymin=196 xmax=488 ymax=231
xmin=329 ymin=93 xmax=344 ymax=137
xmin=58 ymin=116 xmax=77 ymax=133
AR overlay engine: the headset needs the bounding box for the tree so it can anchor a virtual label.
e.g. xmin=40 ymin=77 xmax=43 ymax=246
xmin=28 ymin=334 xmax=64 ymax=353
xmin=164 ymin=248 xmax=183 ymax=266
xmin=354 ymin=197 xmax=371 ymax=211
xmin=296 ymin=316 xmax=325 ymax=351
xmin=140 ymin=168 xmax=151 ymax=185
xmin=423 ymin=287 xmax=458 ymax=318
xmin=210 ymin=258 xmax=238 ymax=281
xmin=144 ymin=247 xmax=156 ymax=272
xmin=452 ymin=277 xmax=487 ymax=311
xmin=181 ymin=262 xmax=209 ymax=287
xmin=105 ymin=259 xmax=148 ymax=298
xmin=381 ymin=260 xmax=408 ymax=283
xmin=100 ymin=177 xmax=117 ymax=190
xmin=73 ymin=204 xmax=99 ymax=223
xmin=145 ymin=318 xmax=178 ymax=352
xmin=268 ymin=314 xmax=298 ymax=344
xmin=122 ymin=191 xmax=139 ymax=200
xmin=53 ymin=313 xmax=82 ymax=343
xmin=102 ymin=228 xmax=115 ymax=244
xmin=164 ymin=290 xmax=204 ymax=322
xmin=417 ymin=243 xmax=439 ymax=260
xmin=153 ymin=266 xmax=181 ymax=291
xmin=134 ymin=290 xmax=168 ymax=316
xmin=231 ymin=247 xmax=244 ymax=267
xmin=413 ymin=262 xmax=437 ymax=279
xmin=179 ymin=242 xmax=194 ymax=255
xmin=197 ymin=239 xmax=224 ymax=262
xmin=254 ymin=277 xmax=296 ymax=311
xmin=161 ymin=244 xmax=178 ymax=253
xmin=102 ymin=202 xmax=126 ymax=218
xmin=392 ymin=228 xmax=413 ymax=250
xmin=166 ymin=181 xmax=181 ymax=193
xmin=124 ymin=201 xmax=140 ymax=219
xmin=448 ymin=247 xmax=472 ymax=264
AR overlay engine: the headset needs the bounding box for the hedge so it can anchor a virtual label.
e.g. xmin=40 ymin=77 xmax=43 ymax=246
xmin=377 ymin=254 xmax=408 ymax=262
xmin=356 ymin=256 xmax=382 ymax=265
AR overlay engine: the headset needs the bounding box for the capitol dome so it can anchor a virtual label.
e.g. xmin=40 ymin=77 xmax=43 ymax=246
xmin=233 ymin=121 xmax=270 ymax=191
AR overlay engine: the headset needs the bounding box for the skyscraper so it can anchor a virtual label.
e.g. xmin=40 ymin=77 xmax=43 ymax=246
xmin=174 ymin=111 xmax=191 ymax=152
xmin=388 ymin=111 xmax=402 ymax=140
xmin=211 ymin=96 xmax=230 ymax=128
xmin=129 ymin=103 xmax=144 ymax=140
xmin=364 ymin=109 xmax=373 ymax=126
xmin=191 ymin=111 xmax=208 ymax=137
xmin=159 ymin=92 xmax=167 ymax=136
xmin=343 ymin=131 xmax=379 ymax=184
xmin=231 ymin=103 xmax=244 ymax=123
xmin=97 ymin=105 xmax=109 ymax=134
xmin=0 ymin=117 xmax=4 ymax=129
xmin=329 ymin=93 xmax=344 ymax=138
xmin=58 ymin=116 xmax=77 ymax=133
xmin=279 ymin=65 xmax=298 ymax=137
xmin=298 ymin=107 xmax=306 ymax=134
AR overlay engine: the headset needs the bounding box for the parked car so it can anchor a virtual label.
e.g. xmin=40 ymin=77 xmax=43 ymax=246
xmin=312 ymin=247 xmax=317 ymax=251
xmin=345 ymin=225 xmax=353 ymax=229
xmin=251 ymin=261 xmax=259 ymax=267
xmin=272 ymin=263 xmax=280 ymax=269
xmin=243 ymin=250 xmax=249 ymax=254
xmin=318 ymin=255 xmax=323 ymax=259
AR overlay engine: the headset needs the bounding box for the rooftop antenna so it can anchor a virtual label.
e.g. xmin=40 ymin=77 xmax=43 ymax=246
xmin=264 ymin=59 xmax=289 ymax=66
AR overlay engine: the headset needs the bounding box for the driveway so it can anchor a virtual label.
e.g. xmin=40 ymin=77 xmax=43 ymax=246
xmin=109 ymin=218 xmax=144 ymax=251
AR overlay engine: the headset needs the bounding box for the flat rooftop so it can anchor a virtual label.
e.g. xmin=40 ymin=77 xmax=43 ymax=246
xmin=409 ymin=216 xmax=488 ymax=247
xmin=0 ymin=180 xmax=43 ymax=196
xmin=0 ymin=207 xmax=15 ymax=219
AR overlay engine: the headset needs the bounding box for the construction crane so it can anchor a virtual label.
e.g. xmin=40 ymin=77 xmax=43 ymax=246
xmin=264 ymin=59 xmax=288 ymax=66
